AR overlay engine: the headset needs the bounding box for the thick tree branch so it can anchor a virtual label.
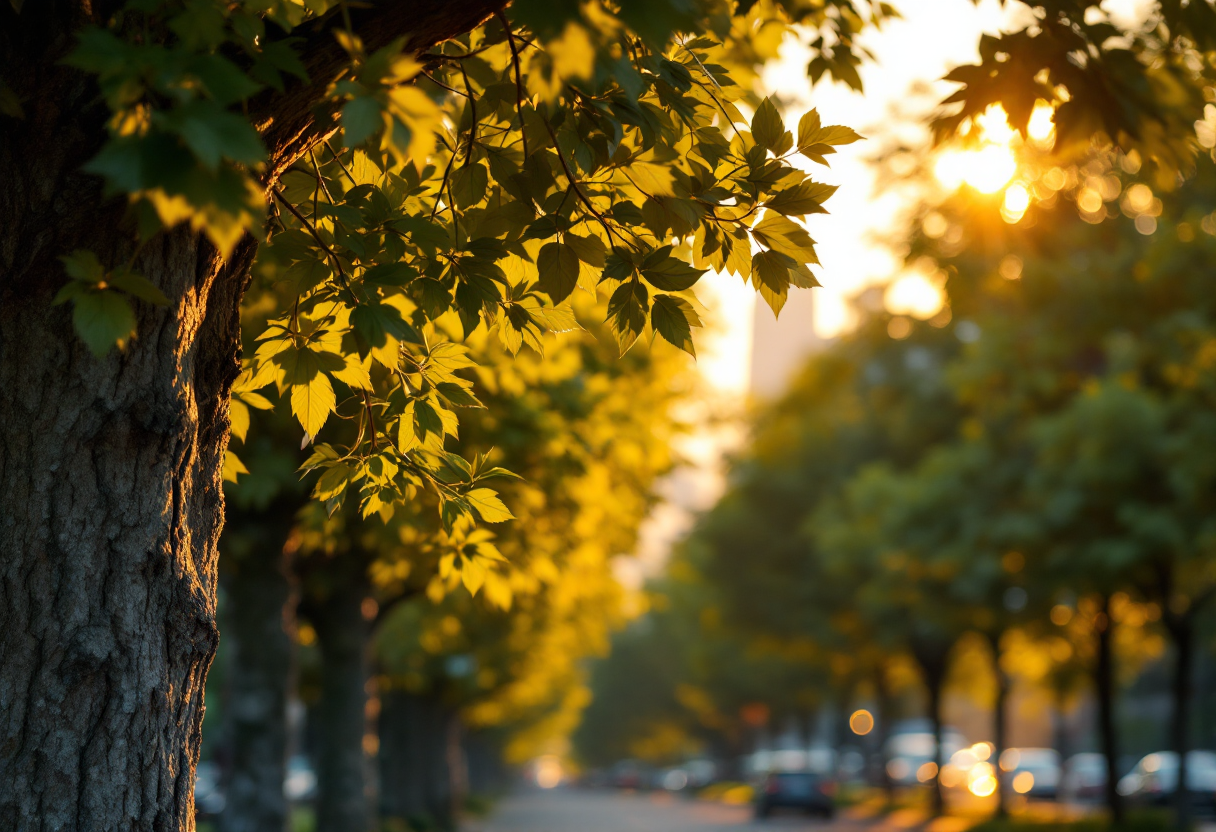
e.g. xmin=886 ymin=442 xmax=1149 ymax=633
xmin=252 ymin=0 xmax=507 ymax=179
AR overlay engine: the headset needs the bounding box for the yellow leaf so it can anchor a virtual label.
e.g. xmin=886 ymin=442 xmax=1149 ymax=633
xmin=626 ymin=162 xmax=676 ymax=197
xmin=332 ymin=353 xmax=373 ymax=390
xmin=230 ymin=399 xmax=250 ymax=443
xmin=290 ymin=373 xmax=335 ymax=437
xmin=550 ymin=22 xmax=595 ymax=81
xmin=466 ymin=488 xmax=513 ymax=523
xmin=461 ymin=556 xmax=487 ymax=595
xmin=223 ymin=450 xmax=249 ymax=483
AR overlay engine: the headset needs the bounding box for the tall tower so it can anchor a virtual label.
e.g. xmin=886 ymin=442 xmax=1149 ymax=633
xmin=749 ymin=287 xmax=825 ymax=398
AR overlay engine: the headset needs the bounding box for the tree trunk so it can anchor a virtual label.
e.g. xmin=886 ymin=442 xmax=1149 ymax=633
xmin=379 ymin=689 xmax=458 ymax=832
xmin=464 ymin=730 xmax=506 ymax=798
xmin=988 ymin=631 xmax=1010 ymax=818
xmin=911 ymin=636 xmax=952 ymax=818
xmin=1165 ymin=613 xmax=1195 ymax=832
xmin=0 ymin=11 xmax=254 ymax=830
xmin=875 ymin=667 xmax=895 ymax=807
xmin=928 ymin=675 xmax=946 ymax=817
xmin=0 ymin=3 xmax=507 ymax=830
xmin=1095 ymin=598 xmax=1124 ymax=826
xmin=218 ymin=504 xmax=301 ymax=832
xmin=303 ymin=556 xmax=373 ymax=832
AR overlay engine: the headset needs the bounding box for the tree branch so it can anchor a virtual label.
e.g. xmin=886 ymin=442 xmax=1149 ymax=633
xmin=251 ymin=0 xmax=507 ymax=180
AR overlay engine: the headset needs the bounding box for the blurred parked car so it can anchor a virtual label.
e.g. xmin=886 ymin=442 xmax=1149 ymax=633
xmin=1061 ymin=753 xmax=1107 ymax=803
xmin=659 ymin=767 xmax=690 ymax=791
xmin=285 ymin=755 xmax=317 ymax=802
xmin=610 ymin=759 xmax=650 ymax=789
xmin=755 ymin=771 xmax=835 ymax=819
xmin=885 ymin=729 xmax=967 ymax=786
xmin=684 ymin=758 xmax=718 ymax=789
xmin=1117 ymin=751 xmax=1216 ymax=813
xmin=194 ymin=761 xmax=225 ymax=821
xmin=999 ymin=748 xmax=1062 ymax=799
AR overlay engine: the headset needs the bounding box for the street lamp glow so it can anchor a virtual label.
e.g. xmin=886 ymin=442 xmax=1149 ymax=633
xmin=850 ymin=709 xmax=875 ymax=735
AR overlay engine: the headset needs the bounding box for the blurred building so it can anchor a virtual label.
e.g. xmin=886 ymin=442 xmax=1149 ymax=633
xmin=750 ymin=287 xmax=826 ymax=398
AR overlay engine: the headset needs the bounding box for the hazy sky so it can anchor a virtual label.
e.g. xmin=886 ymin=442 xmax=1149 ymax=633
xmin=619 ymin=0 xmax=1025 ymax=589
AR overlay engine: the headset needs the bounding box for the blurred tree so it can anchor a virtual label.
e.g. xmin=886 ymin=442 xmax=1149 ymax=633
xmin=916 ymin=152 xmax=1216 ymax=828
xmin=937 ymin=1 xmax=1215 ymax=182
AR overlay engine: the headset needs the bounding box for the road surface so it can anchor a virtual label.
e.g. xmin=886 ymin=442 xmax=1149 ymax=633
xmin=469 ymin=789 xmax=888 ymax=832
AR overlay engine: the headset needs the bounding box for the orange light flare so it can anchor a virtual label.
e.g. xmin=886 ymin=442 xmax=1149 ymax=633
xmin=933 ymin=103 xmax=1056 ymax=220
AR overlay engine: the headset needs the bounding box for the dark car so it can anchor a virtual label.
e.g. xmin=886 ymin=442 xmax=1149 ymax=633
xmin=1117 ymin=751 xmax=1216 ymax=814
xmin=755 ymin=771 xmax=835 ymax=819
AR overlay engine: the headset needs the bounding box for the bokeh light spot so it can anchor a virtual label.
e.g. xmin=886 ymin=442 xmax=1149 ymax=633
xmin=1013 ymin=771 xmax=1035 ymax=794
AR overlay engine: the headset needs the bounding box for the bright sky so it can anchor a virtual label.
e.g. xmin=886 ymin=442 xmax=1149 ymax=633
xmin=764 ymin=0 xmax=1020 ymax=338
xmin=617 ymin=0 xmax=1027 ymax=591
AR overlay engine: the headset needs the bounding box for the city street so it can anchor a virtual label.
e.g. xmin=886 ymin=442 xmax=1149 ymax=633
xmin=469 ymin=789 xmax=909 ymax=832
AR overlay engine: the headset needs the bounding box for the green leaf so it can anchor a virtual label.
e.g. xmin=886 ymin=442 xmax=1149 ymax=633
xmin=536 ymin=241 xmax=580 ymax=304
xmin=607 ymin=280 xmax=648 ymax=355
xmin=640 ymin=246 xmax=705 ymax=291
xmin=172 ymin=100 xmax=265 ymax=169
xmin=60 ymin=250 xmax=105 ymax=284
xmin=343 ymin=96 xmax=383 ymax=148
xmin=313 ymin=462 xmax=355 ymax=501
xmin=651 ymin=293 xmax=698 ymax=356
xmin=752 ymin=249 xmax=792 ymax=317
xmin=352 ymin=302 xmax=422 ymax=348
xmin=109 ymin=268 xmax=170 ymax=306
xmin=564 ymin=233 xmax=606 ymax=267
xmin=362 ymin=262 xmax=417 ymax=287
xmin=72 ymin=290 xmax=137 ymax=356
xmin=466 ymin=487 xmax=514 ymax=523
xmin=285 ymin=259 xmax=332 ymax=293
xmin=450 ymin=163 xmax=489 ymax=209
xmin=437 ymin=381 xmax=484 ymax=408
xmin=753 ymin=214 xmax=819 ymax=265
xmin=764 ymin=181 xmax=838 ymax=216
xmin=751 ymin=96 xmax=784 ymax=151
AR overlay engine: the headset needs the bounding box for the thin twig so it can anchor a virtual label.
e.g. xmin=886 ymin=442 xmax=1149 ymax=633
xmin=458 ymin=61 xmax=477 ymax=168
xmin=496 ymin=10 xmax=529 ymax=159
xmin=309 ymin=147 xmax=337 ymax=204
xmin=271 ymin=186 xmax=351 ymax=289
xmin=361 ymin=390 xmax=378 ymax=451
xmin=545 ymin=122 xmax=620 ymax=248
xmin=426 ymin=42 xmax=496 ymax=60
xmin=420 ymin=69 xmax=468 ymax=98
xmin=432 ymin=139 xmax=458 ymax=220
xmin=324 ymin=140 xmax=358 ymax=184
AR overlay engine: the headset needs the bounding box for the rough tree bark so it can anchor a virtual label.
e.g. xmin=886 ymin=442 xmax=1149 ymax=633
xmin=0 ymin=2 xmax=501 ymax=829
xmin=1094 ymin=597 xmax=1124 ymax=826
xmin=217 ymin=501 xmax=301 ymax=832
xmin=300 ymin=553 xmax=373 ymax=832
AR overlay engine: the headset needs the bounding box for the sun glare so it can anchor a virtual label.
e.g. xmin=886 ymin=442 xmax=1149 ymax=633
xmin=885 ymin=264 xmax=946 ymax=320
xmin=934 ymin=104 xmax=1044 ymax=195
xmin=1028 ymin=102 xmax=1056 ymax=142
xmin=934 ymin=145 xmax=1017 ymax=194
